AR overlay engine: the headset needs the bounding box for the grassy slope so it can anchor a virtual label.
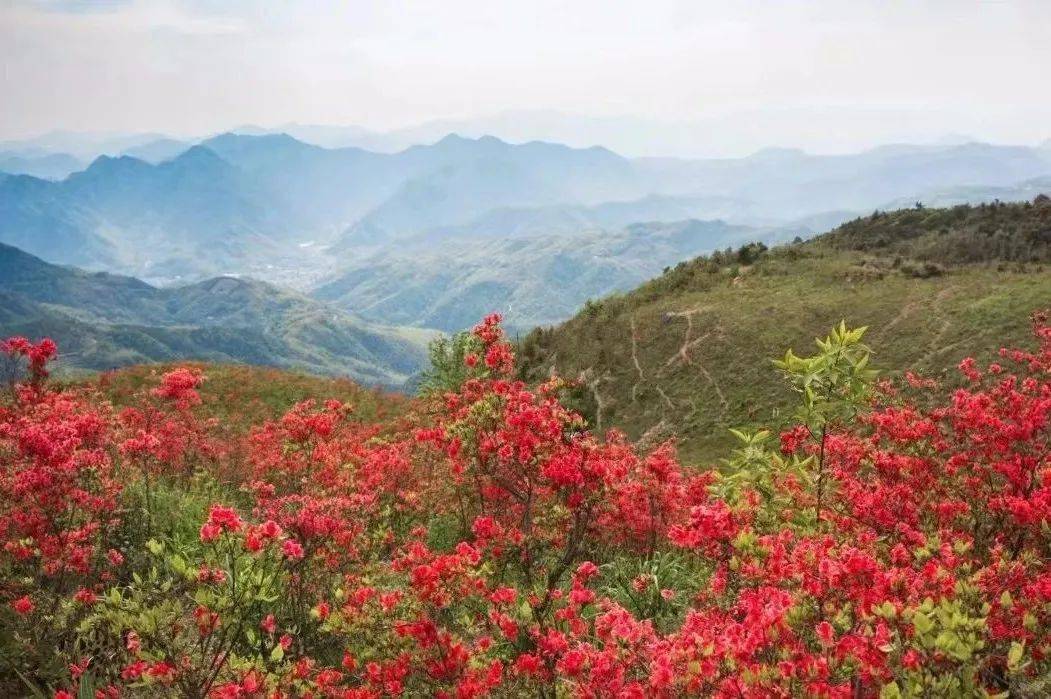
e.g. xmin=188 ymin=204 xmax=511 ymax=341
xmin=87 ymin=362 xmax=407 ymax=429
xmin=517 ymin=201 xmax=1051 ymax=464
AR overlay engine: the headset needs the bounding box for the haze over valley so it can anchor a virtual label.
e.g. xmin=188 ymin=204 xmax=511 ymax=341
xmin=3 ymin=122 xmax=1051 ymax=384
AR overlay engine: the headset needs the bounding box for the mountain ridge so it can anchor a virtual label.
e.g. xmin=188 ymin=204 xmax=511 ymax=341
xmin=3 ymin=132 xmax=1051 ymax=331
xmin=0 ymin=241 xmax=434 ymax=387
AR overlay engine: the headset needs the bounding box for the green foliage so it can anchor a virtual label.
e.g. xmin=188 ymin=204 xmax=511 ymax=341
xmin=735 ymin=241 xmax=768 ymax=265
xmin=773 ymin=321 xmax=876 ymax=433
xmin=717 ymin=428 xmax=777 ymax=498
xmin=879 ymin=595 xmax=1003 ymax=697
xmin=517 ymin=200 xmax=1051 ymax=462
xmin=84 ymin=534 xmax=292 ymax=697
xmin=417 ymin=330 xmax=483 ymax=395
xmin=599 ymin=551 xmax=703 ymax=633
xmin=771 ymin=322 xmax=877 ymax=526
xmin=826 ymin=200 xmax=1051 ymax=265
xmin=114 ymin=474 xmax=239 ymax=569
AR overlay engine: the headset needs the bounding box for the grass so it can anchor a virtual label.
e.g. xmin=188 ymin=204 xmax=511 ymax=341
xmin=85 ymin=361 xmax=407 ymax=429
xmin=518 ymin=202 xmax=1051 ymax=464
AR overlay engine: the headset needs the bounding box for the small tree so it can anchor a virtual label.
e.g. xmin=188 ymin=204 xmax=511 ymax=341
xmin=417 ymin=330 xmax=484 ymax=396
xmin=772 ymin=322 xmax=877 ymax=527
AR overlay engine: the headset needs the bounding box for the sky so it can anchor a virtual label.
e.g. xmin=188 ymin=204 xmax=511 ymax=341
xmin=2 ymin=0 xmax=1051 ymax=157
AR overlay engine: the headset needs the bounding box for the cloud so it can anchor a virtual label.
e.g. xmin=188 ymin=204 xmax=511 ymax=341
xmin=1 ymin=0 xmax=1049 ymax=153
xmin=17 ymin=0 xmax=134 ymax=13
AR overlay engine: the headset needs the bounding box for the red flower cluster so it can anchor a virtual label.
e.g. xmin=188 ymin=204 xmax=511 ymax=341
xmin=1 ymin=336 xmax=57 ymax=391
xmin=2 ymin=310 xmax=1048 ymax=698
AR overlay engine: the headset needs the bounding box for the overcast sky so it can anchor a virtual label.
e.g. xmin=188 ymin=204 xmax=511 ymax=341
xmin=2 ymin=0 xmax=1050 ymax=156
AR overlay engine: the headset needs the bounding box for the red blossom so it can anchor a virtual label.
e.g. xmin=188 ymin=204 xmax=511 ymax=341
xmin=11 ymin=595 xmax=34 ymax=615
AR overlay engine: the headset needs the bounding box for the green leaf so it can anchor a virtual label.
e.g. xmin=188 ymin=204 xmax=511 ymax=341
xmin=1008 ymin=641 xmax=1024 ymax=670
xmin=879 ymin=681 xmax=902 ymax=699
xmin=728 ymin=428 xmax=749 ymax=443
xmin=270 ymin=644 xmax=285 ymax=662
xmin=912 ymin=610 xmax=932 ymax=634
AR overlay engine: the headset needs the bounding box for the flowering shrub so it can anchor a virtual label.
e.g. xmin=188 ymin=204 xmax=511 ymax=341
xmin=1 ymin=311 xmax=1048 ymax=697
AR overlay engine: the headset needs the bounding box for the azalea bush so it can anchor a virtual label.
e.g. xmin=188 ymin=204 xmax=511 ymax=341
xmin=0 ymin=310 xmax=1048 ymax=698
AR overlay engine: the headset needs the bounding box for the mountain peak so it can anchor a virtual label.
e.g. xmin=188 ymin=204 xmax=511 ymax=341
xmin=431 ymin=133 xmax=508 ymax=148
xmin=175 ymin=144 xmax=225 ymax=162
xmin=747 ymin=146 xmax=808 ymax=162
xmin=200 ymin=132 xmax=317 ymax=161
xmin=85 ymin=153 xmax=149 ymax=171
xmin=155 ymin=145 xmax=236 ymax=177
xmin=76 ymin=154 xmax=153 ymax=180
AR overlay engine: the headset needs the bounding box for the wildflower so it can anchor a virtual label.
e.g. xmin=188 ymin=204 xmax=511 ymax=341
xmin=282 ymin=539 xmax=305 ymax=560
xmin=11 ymin=595 xmax=34 ymax=615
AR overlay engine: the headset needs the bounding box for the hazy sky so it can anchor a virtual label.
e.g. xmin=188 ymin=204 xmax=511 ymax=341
xmin=2 ymin=0 xmax=1050 ymax=156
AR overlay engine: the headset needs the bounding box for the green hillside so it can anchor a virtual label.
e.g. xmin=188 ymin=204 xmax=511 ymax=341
xmin=517 ymin=198 xmax=1051 ymax=463
xmin=315 ymin=219 xmax=779 ymax=333
xmin=0 ymin=242 xmax=435 ymax=388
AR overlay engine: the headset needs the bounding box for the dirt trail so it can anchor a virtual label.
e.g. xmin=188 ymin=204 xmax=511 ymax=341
xmin=877 ymin=298 xmax=918 ymax=340
xmin=913 ymin=286 xmax=958 ymax=369
xmin=580 ymin=368 xmax=613 ymax=433
xmin=630 ymin=315 xmax=646 ymax=402
xmin=662 ymin=307 xmax=729 ymax=419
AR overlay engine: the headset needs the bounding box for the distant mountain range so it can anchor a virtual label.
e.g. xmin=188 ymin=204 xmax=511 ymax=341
xmin=2 ymin=130 xmax=1050 ymax=341
xmin=0 ymin=151 xmax=85 ymax=180
xmin=4 ymin=133 xmax=1050 ymax=258
xmin=0 ymin=242 xmax=432 ymax=387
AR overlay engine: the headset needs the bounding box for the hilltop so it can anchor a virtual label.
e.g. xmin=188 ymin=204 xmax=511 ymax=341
xmin=517 ymin=198 xmax=1051 ymax=461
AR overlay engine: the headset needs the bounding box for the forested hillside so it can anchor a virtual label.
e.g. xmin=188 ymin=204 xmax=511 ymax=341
xmin=0 ymin=242 xmax=433 ymax=387
xmin=314 ymin=218 xmax=778 ymax=332
xmin=518 ymin=198 xmax=1051 ymax=460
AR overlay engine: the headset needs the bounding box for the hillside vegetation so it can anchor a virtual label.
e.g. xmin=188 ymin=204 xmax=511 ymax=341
xmin=2 ymin=312 xmax=1048 ymax=696
xmin=518 ymin=198 xmax=1051 ymax=461
xmin=92 ymin=361 xmax=407 ymax=429
xmin=0 ymin=242 xmax=433 ymax=387
xmin=314 ymin=218 xmax=783 ymax=332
